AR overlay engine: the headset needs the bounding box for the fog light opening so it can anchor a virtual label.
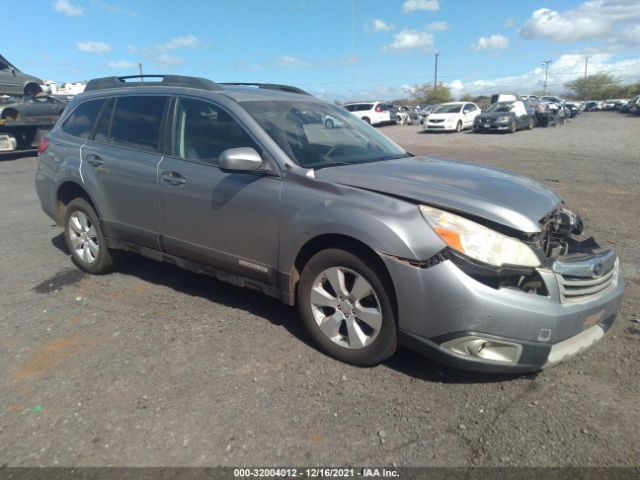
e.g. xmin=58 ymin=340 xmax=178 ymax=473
xmin=441 ymin=336 xmax=523 ymax=364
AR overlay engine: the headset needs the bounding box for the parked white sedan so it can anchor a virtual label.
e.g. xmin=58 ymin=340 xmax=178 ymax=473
xmin=423 ymin=102 xmax=481 ymax=132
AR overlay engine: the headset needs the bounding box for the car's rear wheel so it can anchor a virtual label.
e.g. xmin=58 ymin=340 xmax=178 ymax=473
xmin=297 ymin=249 xmax=397 ymax=366
xmin=63 ymin=198 xmax=116 ymax=274
xmin=23 ymin=83 xmax=42 ymax=97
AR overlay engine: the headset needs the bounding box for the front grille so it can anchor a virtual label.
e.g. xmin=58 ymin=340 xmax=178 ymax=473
xmin=429 ymin=119 xmax=445 ymax=123
xmin=556 ymin=259 xmax=618 ymax=303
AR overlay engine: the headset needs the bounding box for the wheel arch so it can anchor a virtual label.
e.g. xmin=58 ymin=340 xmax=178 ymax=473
xmin=288 ymin=233 xmax=398 ymax=322
xmin=55 ymin=181 xmax=101 ymax=225
xmin=1 ymin=107 xmax=18 ymax=120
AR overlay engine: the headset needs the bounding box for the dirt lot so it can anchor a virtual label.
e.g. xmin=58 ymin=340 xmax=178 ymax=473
xmin=0 ymin=112 xmax=638 ymax=467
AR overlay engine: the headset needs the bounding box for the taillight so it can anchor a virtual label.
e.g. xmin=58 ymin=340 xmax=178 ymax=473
xmin=38 ymin=136 xmax=50 ymax=155
xmin=375 ymin=107 xmax=382 ymax=112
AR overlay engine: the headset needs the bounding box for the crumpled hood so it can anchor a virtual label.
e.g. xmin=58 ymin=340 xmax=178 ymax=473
xmin=314 ymin=157 xmax=561 ymax=233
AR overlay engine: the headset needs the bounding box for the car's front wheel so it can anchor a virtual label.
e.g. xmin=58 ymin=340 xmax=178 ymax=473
xmin=63 ymin=198 xmax=117 ymax=274
xmin=455 ymin=120 xmax=463 ymax=132
xmin=297 ymin=249 xmax=397 ymax=366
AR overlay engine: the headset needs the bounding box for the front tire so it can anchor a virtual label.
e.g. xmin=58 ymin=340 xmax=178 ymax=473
xmin=63 ymin=198 xmax=116 ymax=274
xmin=297 ymin=249 xmax=397 ymax=366
xmin=509 ymin=120 xmax=517 ymax=133
xmin=527 ymin=117 xmax=534 ymax=130
xmin=455 ymin=120 xmax=463 ymax=132
xmin=362 ymin=117 xmax=371 ymax=125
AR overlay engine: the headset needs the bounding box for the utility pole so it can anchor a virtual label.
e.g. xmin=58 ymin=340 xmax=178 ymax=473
xmin=434 ymin=52 xmax=439 ymax=90
xmin=542 ymin=60 xmax=552 ymax=94
xmin=583 ymin=56 xmax=591 ymax=79
xmin=351 ymin=0 xmax=356 ymax=98
xmin=138 ymin=63 xmax=144 ymax=80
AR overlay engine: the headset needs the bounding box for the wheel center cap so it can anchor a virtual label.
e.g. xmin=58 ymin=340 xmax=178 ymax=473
xmin=340 ymin=300 xmax=352 ymax=314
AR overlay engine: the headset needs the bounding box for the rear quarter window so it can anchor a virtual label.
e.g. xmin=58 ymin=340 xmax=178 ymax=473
xmin=61 ymin=99 xmax=105 ymax=139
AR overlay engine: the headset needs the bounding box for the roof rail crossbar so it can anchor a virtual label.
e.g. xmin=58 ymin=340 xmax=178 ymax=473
xmin=84 ymin=75 xmax=223 ymax=92
xmin=220 ymin=82 xmax=312 ymax=96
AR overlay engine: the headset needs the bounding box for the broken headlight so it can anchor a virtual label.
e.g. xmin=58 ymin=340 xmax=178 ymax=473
xmin=420 ymin=205 xmax=541 ymax=268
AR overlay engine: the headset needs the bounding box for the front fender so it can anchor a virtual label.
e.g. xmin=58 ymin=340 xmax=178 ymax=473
xmin=278 ymin=173 xmax=446 ymax=276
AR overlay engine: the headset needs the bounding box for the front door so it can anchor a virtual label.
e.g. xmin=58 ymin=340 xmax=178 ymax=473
xmin=158 ymin=97 xmax=282 ymax=285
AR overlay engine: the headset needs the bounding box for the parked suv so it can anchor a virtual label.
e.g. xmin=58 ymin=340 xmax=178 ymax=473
xmin=343 ymin=101 xmax=394 ymax=126
xmin=0 ymin=54 xmax=43 ymax=96
xmin=36 ymin=75 xmax=623 ymax=372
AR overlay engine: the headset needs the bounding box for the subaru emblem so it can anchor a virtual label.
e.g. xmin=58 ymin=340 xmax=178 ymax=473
xmin=591 ymin=262 xmax=603 ymax=277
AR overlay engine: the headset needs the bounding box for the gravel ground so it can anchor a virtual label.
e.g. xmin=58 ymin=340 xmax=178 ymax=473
xmin=0 ymin=112 xmax=638 ymax=467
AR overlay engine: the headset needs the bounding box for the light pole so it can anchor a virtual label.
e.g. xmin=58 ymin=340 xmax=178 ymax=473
xmin=434 ymin=52 xmax=439 ymax=90
xmin=584 ymin=56 xmax=591 ymax=79
xmin=542 ymin=60 xmax=552 ymax=94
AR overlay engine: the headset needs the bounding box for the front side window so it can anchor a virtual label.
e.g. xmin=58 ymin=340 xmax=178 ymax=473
xmin=241 ymin=100 xmax=408 ymax=169
xmin=109 ymin=96 xmax=167 ymax=152
xmin=173 ymin=97 xmax=258 ymax=165
xmin=61 ymin=99 xmax=105 ymax=139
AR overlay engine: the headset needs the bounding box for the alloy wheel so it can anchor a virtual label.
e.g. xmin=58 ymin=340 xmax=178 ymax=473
xmin=309 ymin=267 xmax=383 ymax=349
xmin=68 ymin=210 xmax=99 ymax=264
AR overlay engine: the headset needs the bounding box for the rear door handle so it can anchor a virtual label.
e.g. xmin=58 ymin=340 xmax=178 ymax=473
xmin=161 ymin=171 xmax=186 ymax=186
xmin=85 ymin=153 xmax=104 ymax=167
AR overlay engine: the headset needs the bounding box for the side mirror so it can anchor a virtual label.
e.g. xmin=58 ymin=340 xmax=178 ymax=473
xmin=219 ymin=147 xmax=263 ymax=173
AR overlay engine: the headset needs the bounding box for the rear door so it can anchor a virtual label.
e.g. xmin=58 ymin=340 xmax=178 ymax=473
xmin=80 ymin=95 xmax=168 ymax=248
xmin=157 ymin=96 xmax=282 ymax=285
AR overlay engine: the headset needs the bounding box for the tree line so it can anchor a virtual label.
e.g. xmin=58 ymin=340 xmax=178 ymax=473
xmin=388 ymin=73 xmax=639 ymax=106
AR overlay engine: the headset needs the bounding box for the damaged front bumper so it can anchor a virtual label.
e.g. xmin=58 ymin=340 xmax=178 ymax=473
xmin=384 ymin=240 xmax=624 ymax=373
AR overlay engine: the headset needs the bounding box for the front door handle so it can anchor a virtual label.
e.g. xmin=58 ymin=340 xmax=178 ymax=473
xmin=161 ymin=171 xmax=186 ymax=186
xmin=85 ymin=153 xmax=104 ymax=167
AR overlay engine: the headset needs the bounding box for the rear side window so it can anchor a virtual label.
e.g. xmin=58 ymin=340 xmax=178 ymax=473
xmin=109 ymin=96 xmax=167 ymax=152
xmin=172 ymin=97 xmax=258 ymax=165
xmin=62 ymin=99 xmax=104 ymax=139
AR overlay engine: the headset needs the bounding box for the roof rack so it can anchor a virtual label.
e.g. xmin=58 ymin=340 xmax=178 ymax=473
xmin=84 ymin=75 xmax=223 ymax=92
xmin=220 ymin=83 xmax=312 ymax=96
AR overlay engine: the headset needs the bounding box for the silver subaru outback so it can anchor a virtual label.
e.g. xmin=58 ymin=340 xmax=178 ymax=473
xmin=35 ymin=75 xmax=624 ymax=372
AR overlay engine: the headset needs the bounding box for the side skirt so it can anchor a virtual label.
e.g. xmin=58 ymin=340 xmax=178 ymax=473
xmin=105 ymin=237 xmax=287 ymax=303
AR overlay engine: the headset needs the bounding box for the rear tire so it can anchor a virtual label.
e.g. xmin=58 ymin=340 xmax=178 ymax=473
xmin=23 ymin=83 xmax=42 ymax=97
xmin=297 ymin=248 xmax=397 ymax=366
xmin=63 ymin=198 xmax=117 ymax=274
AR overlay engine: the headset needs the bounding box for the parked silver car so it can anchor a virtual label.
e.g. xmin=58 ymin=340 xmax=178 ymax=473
xmin=0 ymin=54 xmax=43 ymax=96
xmin=35 ymin=75 xmax=623 ymax=372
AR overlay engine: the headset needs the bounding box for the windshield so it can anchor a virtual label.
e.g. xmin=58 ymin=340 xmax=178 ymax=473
xmin=241 ymin=100 xmax=409 ymax=169
xmin=433 ymin=104 xmax=462 ymax=114
xmin=485 ymin=102 xmax=513 ymax=113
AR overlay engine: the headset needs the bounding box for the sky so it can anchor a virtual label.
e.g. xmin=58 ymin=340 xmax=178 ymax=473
xmin=3 ymin=0 xmax=640 ymax=101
